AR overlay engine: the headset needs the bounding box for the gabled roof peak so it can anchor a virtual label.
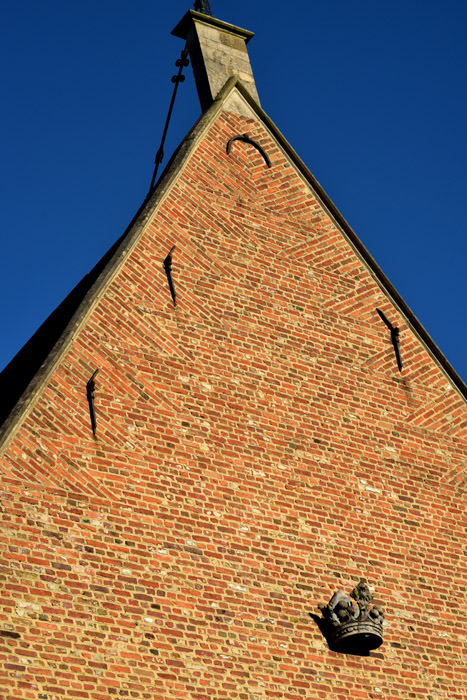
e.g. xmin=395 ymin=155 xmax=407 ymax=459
xmin=1 ymin=77 xmax=466 ymax=456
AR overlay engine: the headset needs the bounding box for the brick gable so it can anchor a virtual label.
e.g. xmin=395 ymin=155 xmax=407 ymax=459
xmin=0 ymin=97 xmax=466 ymax=699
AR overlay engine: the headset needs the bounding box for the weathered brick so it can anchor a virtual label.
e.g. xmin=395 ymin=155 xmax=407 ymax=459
xmin=0 ymin=95 xmax=465 ymax=700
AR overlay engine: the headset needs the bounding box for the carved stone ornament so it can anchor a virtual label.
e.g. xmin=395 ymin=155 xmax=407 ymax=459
xmin=318 ymin=579 xmax=384 ymax=652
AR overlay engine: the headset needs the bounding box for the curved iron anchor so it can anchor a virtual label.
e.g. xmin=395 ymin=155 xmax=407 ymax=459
xmin=164 ymin=246 xmax=177 ymax=306
xmin=86 ymin=369 xmax=99 ymax=436
xmin=226 ymin=134 xmax=271 ymax=168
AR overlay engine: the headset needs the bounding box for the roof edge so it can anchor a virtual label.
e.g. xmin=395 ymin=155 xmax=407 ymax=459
xmin=228 ymin=80 xmax=467 ymax=403
xmin=0 ymin=82 xmax=235 ymax=455
xmin=1 ymin=75 xmax=465 ymax=455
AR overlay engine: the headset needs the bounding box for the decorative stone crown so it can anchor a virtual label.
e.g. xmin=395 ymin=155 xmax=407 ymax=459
xmin=318 ymin=579 xmax=384 ymax=652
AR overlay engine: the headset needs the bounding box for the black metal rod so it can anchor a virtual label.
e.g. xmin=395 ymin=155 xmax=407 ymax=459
xmin=376 ymin=308 xmax=394 ymax=332
xmin=391 ymin=329 xmax=403 ymax=372
xmin=164 ymin=246 xmax=177 ymax=306
xmin=86 ymin=369 xmax=99 ymax=436
xmin=148 ymin=47 xmax=189 ymax=194
xmin=376 ymin=309 xmax=403 ymax=372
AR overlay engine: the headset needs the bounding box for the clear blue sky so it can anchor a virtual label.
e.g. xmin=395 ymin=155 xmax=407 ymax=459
xmin=1 ymin=1 xmax=467 ymax=382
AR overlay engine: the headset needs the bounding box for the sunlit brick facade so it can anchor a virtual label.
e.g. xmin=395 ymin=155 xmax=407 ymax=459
xmin=1 ymin=10 xmax=466 ymax=700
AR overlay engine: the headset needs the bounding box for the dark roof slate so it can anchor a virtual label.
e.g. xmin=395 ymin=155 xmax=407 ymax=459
xmin=0 ymin=236 xmax=122 ymax=429
xmin=0 ymin=93 xmax=220 ymax=450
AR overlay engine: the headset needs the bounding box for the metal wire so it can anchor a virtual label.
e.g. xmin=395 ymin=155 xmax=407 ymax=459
xmin=148 ymin=46 xmax=190 ymax=194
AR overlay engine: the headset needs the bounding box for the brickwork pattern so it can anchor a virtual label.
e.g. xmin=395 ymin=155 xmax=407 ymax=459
xmin=0 ymin=107 xmax=466 ymax=699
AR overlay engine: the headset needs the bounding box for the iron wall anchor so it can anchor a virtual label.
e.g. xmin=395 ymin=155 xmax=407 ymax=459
xmin=376 ymin=307 xmax=403 ymax=371
xmin=86 ymin=369 xmax=99 ymax=436
xmin=226 ymin=134 xmax=271 ymax=168
xmin=164 ymin=246 xmax=177 ymax=306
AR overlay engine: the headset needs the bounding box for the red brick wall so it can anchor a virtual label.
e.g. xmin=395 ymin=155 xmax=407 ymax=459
xmin=1 ymin=106 xmax=466 ymax=699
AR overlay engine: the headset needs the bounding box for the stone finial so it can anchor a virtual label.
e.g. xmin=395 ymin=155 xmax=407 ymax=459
xmin=194 ymin=0 xmax=213 ymax=15
xmin=172 ymin=10 xmax=260 ymax=111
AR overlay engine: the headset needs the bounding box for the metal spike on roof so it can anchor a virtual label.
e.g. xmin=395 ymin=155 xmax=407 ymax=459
xmin=194 ymin=0 xmax=213 ymax=16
